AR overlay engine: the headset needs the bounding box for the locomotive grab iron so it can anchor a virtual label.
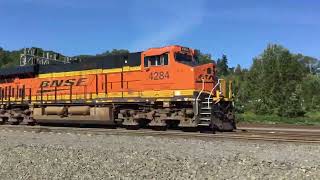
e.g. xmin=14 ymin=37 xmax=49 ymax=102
xmin=0 ymin=45 xmax=235 ymax=131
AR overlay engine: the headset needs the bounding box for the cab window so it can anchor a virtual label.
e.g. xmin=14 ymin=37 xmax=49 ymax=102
xmin=144 ymin=54 xmax=169 ymax=67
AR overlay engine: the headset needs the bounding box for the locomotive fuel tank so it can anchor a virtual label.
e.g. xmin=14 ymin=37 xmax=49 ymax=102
xmin=33 ymin=106 xmax=114 ymax=125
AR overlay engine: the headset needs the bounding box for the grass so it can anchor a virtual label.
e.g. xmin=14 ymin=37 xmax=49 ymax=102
xmin=236 ymin=111 xmax=320 ymax=126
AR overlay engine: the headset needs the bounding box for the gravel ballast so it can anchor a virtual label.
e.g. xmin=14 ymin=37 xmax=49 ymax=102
xmin=0 ymin=129 xmax=319 ymax=179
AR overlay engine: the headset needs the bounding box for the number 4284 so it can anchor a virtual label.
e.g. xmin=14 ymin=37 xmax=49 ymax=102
xmin=149 ymin=71 xmax=170 ymax=80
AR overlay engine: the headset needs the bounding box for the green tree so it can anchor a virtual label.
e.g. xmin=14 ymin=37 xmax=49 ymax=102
xmin=301 ymin=74 xmax=320 ymax=111
xmin=295 ymin=54 xmax=318 ymax=73
xmin=98 ymin=49 xmax=129 ymax=56
xmin=197 ymin=52 xmax=214 ymax=64
xmin=216 ymin=54 xmax=229 ymax=76
xmin=234 ymin=64 xmax=242 ymax=75
xmin=0 ymin=50 xmax=16 ymax=68
xmin=245 ymin=44 xmax=307 ymax=117
xmin=278 ymin=85 xmax=305 ymax=117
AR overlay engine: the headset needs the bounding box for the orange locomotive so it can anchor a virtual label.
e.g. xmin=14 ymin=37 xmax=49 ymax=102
xmin=0 ymin=45 xmax=235 ymax=131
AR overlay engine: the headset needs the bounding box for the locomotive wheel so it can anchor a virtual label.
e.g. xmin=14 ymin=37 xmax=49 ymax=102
xmin=0 ymin=117 xmax=8 ymax=125
xmin=8 ymin=117 xmax=23 ymax=125
xmin=27 ymin=122 xmax=36 ymax=126
xmin=211 ymin=102 xmax=236 ymax=132
xmin=9 ymin=121 xmax=20 ymax=125
xmin=125 ymin=125 xmax=140 ymax=130
xmin=151 ymin=126 xmax=167 ymax=131
xmin=182 ymin=127 xmax=198 ymax=132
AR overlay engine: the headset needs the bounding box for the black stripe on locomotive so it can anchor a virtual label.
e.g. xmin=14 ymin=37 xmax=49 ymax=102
xmin=38 ymin=52 xmax=142 ymax=74
xmin=0 ymin=52 xmax=142 ymax=79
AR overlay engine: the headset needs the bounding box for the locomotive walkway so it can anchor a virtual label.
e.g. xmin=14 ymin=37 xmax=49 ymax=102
xmin=0 ymin=124 xmax=319 ymax=144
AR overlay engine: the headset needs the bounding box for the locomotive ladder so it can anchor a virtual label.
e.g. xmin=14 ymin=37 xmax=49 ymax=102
xmin=197 ymin=79 xmax=222 ymax=126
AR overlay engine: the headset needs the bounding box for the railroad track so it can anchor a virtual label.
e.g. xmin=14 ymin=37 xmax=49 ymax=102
xmin=0 ymin=125 xmax=320 ymax=144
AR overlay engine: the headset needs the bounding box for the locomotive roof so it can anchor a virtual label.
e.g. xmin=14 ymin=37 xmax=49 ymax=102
xmin=0 ymin=45 xmax=193 ymax=78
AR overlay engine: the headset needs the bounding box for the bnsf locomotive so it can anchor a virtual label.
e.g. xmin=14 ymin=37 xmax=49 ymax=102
xmin=0 ymin=45 xmax=235 ymax=131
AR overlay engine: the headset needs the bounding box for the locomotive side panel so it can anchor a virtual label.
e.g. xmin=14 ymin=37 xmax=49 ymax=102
xmin=29 ymin=75 xmax=97 ymax=102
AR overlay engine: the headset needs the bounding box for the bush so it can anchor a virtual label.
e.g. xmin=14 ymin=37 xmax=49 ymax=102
xmin=277 ymin=88 xmax=305 ymax=118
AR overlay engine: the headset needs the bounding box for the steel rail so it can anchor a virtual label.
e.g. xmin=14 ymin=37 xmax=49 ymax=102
xmin=0 ymin=125 xmax=320 ymax=144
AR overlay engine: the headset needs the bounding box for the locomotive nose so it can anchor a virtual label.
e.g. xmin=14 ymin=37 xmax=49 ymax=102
xmin=194 ymin=63 xmax=215 ymax=92
xmin=196 ymin=64 xmax=214 ymax=82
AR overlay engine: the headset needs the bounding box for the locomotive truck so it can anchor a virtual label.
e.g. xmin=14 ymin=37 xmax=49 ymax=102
xmin=0 ymin=45 xmax=235 ymax=131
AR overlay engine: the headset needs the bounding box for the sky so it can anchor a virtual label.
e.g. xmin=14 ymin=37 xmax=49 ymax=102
xmin=0 ymin=0 xmax=319 ymax=68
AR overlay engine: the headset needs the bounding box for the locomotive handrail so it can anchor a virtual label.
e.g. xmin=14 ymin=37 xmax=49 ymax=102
xmin=195 ymin=78 xmax=205 ymax=115
xmin=207 ymin=79 xmax=221 ymax=109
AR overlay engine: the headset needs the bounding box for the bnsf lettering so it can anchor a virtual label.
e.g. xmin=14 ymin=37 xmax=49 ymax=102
xmin=40 ymin=78 xmax=87 ymax=88
xmin=51 ymin=80 xmax=65 ymax=87
xmin=76 ymin=78 xmax=87 ymax=86
xmin=40 ymin=81 xmax=50 ymax=87
xmin=196 ymin=74 xmax=214 ymax=82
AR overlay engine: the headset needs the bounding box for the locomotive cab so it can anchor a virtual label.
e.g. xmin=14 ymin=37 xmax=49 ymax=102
xmin=142 ymin=45 xmax=217 ymax=96
xmin=141 ymin=45 xmax=235 ymax=131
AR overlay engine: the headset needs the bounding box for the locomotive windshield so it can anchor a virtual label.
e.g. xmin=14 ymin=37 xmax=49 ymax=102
xmin=175 ymin=53 xmax=193 ymax=62
xmin=175 ymin=52 xmax=199 ymax=66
